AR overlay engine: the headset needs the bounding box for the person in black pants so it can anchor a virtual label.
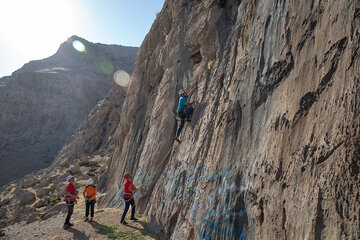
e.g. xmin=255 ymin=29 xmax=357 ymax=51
xmin=83 ymin=178 xmax=97 ymax=222
xmin=175 ymin=85 xmax=197 ymax=142
xmin=64 ymin=175 xmax=79 ymax=229
xmin=120 ymin=173 xmax=142 ymax=225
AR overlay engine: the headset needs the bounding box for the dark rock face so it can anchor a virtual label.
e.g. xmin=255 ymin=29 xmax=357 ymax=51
xmin=0 ymin=36 xmax=138 ymax=185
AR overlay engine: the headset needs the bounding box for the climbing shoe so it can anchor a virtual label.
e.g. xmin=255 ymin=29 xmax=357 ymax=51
xmin=130 ymin=217 xmax=138 ymax=221
xmin=63 ymin=224 xmax=71 ymax=229
xmin=68 ymin=222 xmax=74 ymax=226
xmin=175 ymin=136 xmax=180 ymax=143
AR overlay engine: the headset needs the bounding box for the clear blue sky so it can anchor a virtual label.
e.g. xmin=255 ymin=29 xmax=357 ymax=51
xmin=0 ymin=0 xmax=165 ymax=77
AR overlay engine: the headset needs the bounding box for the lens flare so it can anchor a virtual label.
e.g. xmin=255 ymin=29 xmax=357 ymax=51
xmin=72 ymin=40 xmax=86 ymax=52
xmin=101 ymin=61 xmax=114 ymax=75
xmin=114 ymin=70 xmax=131 ymax=87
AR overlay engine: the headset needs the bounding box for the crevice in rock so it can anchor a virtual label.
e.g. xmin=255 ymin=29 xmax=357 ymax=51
xmin=316 ymin=141 xmax=344 ymax=164
xmin=282 ymin=207 xmax=286 ymax=230
xmin=293 ymin=92 xmax=317 ymax=123
xmin=297 ymin=20 xmax=317 ymax=52
xmin=191 ymin=51 xmax=203 ymax=65
xmin=253 ymin=52 xmax=294 ymax=109
xmin=314 ymin=190 xmax=325 ymax=240
xmin=293 ymin=37 xmax=348 ymax=124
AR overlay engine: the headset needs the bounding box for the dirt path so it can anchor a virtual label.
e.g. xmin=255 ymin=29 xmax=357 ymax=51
xmin=2 ymin=206 xmax=165 ymax=240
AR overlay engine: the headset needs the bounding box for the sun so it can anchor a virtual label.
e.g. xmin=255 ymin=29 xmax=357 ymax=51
xmin=0 ymin=0 xmax=78 ymax=63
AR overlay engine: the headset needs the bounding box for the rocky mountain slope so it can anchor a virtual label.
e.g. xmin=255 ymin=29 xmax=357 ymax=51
xmin=92 ymin=0 xmax=358 ymax=239
xmin=0 ymin=82 xmax=127 ymax=229
xmin=0 ymin=36 xmax=137 ymax=185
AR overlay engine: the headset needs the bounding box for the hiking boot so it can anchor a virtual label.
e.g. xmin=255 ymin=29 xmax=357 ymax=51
xmin=63 ymin=224 xmax=71 ymax=229
xmin=90 ymin=217 xmax=94 ymax=222
xmin=0 ymin=231 xmax=5 ymax=236
xmin=175 ymin=136 xmax=180 ymax=143
xmin=68 ymin=222 xmax=74 ymax=226
xmin=121 ymin=220 xmax=128 ymax=225
xmin=130 ymin=217 xmax=138 ymax=221
xmin=84 ymin=217 xmax=89 ymax=221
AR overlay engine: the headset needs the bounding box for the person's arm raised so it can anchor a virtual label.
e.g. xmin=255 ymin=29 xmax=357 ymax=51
xmin=188 ymin=85 xmax=198 ymax=97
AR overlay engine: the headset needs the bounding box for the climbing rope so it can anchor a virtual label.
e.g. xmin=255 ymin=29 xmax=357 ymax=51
xmin=152 ymin=142 xmax=176 ymax=175
xmin=134 ymin=141 xmax=177 ymax=204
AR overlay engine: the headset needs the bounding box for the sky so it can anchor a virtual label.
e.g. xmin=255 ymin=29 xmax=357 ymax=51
xmin=0 ymin=0 xmax=165 ymax=78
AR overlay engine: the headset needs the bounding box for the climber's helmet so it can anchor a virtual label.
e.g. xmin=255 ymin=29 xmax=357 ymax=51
xmin=124 ymin=172 xmax=131 ymax=180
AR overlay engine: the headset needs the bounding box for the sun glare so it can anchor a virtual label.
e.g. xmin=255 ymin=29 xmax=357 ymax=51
xmin=72 ymin=40 xmax=86 ymax=52
xmin=0 ymin=0 xmax=78 ymax=63
xmin=114 ymin=70 xmax=131 ymax=87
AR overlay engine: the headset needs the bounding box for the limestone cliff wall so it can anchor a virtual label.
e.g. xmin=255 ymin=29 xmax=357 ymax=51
xmin=101 ymin=0 xmax=359 ymax=239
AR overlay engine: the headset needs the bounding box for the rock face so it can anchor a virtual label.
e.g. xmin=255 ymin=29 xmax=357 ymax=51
xmin=97 ymin=0 xmax=359 ymax=239
xmin=0 ymin=36 xmax=138 ymax=185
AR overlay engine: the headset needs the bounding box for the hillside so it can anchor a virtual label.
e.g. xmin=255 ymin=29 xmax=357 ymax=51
xmin=0 ymin=36 xmax=137 ymax=185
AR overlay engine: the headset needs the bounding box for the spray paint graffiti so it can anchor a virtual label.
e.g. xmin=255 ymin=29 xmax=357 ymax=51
xmin=132 ymin=158 xmax=248 ymax=239
xmin=197 ymin=207 xmax=248 ymax=240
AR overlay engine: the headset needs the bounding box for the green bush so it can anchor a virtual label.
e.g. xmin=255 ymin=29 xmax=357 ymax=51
xmin=108 ymin=231 xmax=142 ymax=240
xmin=96 ymin=225 xmax=117 ymax=235
xmin=96 ymin=225 xmax=144 ymax=240
xmin=50 ymin=197 xmax=59 ymax=203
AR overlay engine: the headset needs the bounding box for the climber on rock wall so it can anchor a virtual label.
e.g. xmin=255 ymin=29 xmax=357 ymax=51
xmin=175 ymin=85 xmax=198 ymax=142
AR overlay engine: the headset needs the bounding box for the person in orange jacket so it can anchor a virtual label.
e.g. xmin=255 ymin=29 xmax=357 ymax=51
xmin=83 ymin=178 xmax=97 ymax=222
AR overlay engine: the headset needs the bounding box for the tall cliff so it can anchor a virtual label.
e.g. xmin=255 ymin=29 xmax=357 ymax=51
xmin=98 ymin=0 xmax=359 ymax=239
xmin=0 ymin=36 xmax=137 ymax=185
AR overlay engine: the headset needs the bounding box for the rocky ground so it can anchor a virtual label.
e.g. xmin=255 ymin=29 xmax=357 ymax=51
xmin=2 ymin=207 xmax=165 ymax=240
xmin=0 ymin=155 xmax=110 ymax=228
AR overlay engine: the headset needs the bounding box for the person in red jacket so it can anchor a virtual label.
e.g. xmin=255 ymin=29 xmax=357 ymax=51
xmin=64 ymin=175 xmax=79 ymax=229
xmin=120 ymin=172 xmax=142 ymax=225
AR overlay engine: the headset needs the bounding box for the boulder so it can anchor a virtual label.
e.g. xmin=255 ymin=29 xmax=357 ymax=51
xmin=69 ymin=165 xmax=82 ymax=175
xmin=34 ymin=199 xmax=48 ymax=208
xmin=21 ymin=176 xmax=38 ymax=189
xmin=36 ymin=188 xmax=50 ymax=198
xmin=60 ymin=159 xmax=70 ymax=168
xmin=0 ymin=198 xmax=10 ymax=208
xmin=19 ymin=190 xmax=36 ymax=206
xmin=79 ymin=159 xmax=100 ymax=167
xmin=38 ymin=177 xmax=50 ymax=188
xmin=0 ymin=219 xmax=7 ymax=229
xmin=12 ymin=206 xmax=32 ymax=223
xmin=0 ymin=207 xmax=7 ymax=220
xmin=40 ymin=203 xmax=66 ymax=220
xmin=26 ymin=213 xmax=40 ymax=224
